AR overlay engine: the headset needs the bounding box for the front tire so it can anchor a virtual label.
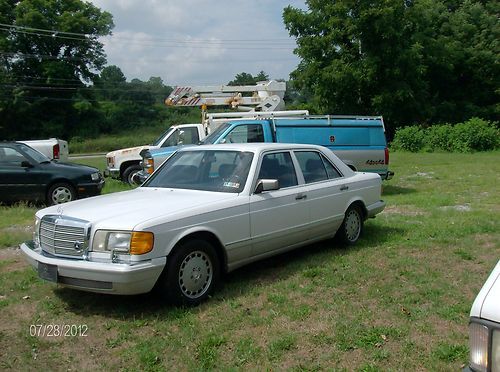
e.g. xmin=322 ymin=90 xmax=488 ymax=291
xmin=160 ymin=239 xmax=220 ymax=306
xmin=47 ymin=182 xmax=76 ymax=205
xmin=122 ymin=164 xmax=142 ymax=185
xmin=336 ymin=204 xmax=364 ymax=245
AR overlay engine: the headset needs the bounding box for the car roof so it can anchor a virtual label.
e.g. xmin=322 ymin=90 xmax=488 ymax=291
xmin=177 ymin=143 xmax=327 ymax=153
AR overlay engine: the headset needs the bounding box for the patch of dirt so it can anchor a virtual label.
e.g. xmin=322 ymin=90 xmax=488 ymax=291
xmin=0 ymin=247 xmax=29 ymax=273
xmin=439 ymin=204 xmax=472 ymax=212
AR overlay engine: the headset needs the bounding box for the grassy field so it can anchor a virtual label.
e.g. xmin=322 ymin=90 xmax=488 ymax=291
xmin=0 ymin=151 xmax=498 ymax=371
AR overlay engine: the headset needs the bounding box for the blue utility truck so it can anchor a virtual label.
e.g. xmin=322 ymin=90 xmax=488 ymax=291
xmin=139 ymin=115 xmax=394 ymax=183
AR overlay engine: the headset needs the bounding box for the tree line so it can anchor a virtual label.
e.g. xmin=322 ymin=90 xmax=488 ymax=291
xmin=0 ymin=0 xmax=498 ymax=142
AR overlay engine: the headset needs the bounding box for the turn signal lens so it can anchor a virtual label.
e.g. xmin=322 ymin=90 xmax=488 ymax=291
xmin=130 ymin=232 xmax=154 ymax=255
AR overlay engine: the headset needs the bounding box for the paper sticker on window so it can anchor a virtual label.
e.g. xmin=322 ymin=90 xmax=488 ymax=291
xmin=223 ymin=181 xmax=240 ymax=188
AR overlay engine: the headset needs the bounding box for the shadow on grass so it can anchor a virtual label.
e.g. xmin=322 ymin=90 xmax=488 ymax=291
xmin=54 ymin=224 xmax=405 ymax=318
xmin=383 ymin=185 xmax=417 ymax=196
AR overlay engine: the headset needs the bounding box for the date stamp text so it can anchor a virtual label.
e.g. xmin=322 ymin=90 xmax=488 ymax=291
xmin=29 ymin=324 xmax=88 ymax=337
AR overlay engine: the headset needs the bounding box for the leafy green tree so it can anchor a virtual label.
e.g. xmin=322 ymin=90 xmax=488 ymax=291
xmin=283 ymin=0 xmax=499 ymax=134
xmin=0 ymin=0 xmax=113 ymax=139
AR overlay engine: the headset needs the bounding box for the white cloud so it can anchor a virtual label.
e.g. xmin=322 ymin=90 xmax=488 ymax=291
xmin=88 ymin=0 xmax=305 ymax=85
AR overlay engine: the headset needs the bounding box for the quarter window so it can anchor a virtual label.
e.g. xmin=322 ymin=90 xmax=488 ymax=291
xmin=322 ymin=154 xmax=342 ymax=179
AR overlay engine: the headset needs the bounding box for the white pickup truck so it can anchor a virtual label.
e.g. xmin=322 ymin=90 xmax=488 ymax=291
xmin=19 ymin=138 xmax=69 ymax=162
xmin=105 ymin=123 xmax=205 ymax=185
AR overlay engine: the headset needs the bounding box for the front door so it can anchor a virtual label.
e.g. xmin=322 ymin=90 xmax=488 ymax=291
xmin=249 ymin=151 xmax=309 ymax=257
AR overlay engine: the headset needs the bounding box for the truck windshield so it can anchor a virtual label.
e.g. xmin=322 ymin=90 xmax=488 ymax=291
xmin=151 ymin=127 xmax=176 ymax=146
xmin=200 ymin=123 xmax=231 ymax=145
xmin=143 ymin=149 xmax=253 ymax=193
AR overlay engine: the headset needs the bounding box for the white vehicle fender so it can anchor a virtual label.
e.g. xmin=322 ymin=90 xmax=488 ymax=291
xmin=164 ymin=225 xmax=226 ymax=258
xmin=344 ymin=196 xmax=367 ymax=217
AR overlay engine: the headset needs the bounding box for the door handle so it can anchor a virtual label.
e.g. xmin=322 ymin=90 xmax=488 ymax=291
xmin=295 ymin=193 xmax=307 ymax=200
xmin=340 ymin=185 xmax=349 ymax=191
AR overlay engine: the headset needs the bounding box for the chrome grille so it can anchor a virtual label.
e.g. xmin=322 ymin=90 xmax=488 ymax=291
xmin=39 ymin=215 xmax=90 ymax=258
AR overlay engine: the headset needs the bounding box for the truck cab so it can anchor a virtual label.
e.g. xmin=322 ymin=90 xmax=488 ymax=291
xmin=105 ymin=123 xmax=205 ymax=185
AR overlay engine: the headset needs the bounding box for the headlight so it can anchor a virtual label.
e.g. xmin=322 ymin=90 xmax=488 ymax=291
xmin=144 ymin=157 xmax=154 ymax=174
xmin=107 ymin=156 xmax=115 ymax=167
xmin=91 ymin=172 xmax=100 ymax=181
xmin=493 ymin=330 xmax=500 ymax=372
xmin=469 ymin=319 xmax=500 ymax=372
xmin=92 ymin=230 xmax=154 ymax=255
xmin=33 ymin=217 xmax=41 ymax=247
xmin=470 ymin=322 xmax=489 ymax=372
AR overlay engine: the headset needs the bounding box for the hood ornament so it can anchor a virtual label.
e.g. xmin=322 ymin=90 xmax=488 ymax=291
xmin=56 ymin=206 xmax=63 ymax=217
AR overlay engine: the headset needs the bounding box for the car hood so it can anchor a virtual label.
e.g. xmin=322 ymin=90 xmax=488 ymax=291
xmin=41 ymin=161 xmax=99 ymax=174
xmin=36 ymin=187 xmax=238 ymax=231
xmin=149 ymin=144 xmax=197 ymax=157
xmin=106 ymin=145 xmax=148 ymax=157
xmin=470 ymin=260 xmax=500 ymax=322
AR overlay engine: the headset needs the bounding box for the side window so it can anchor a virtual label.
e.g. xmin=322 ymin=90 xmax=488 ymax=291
xmin=178 ymin=127 xmax=199 ymax=145
xmin=295 ymin=151 xmax=328 ymax=183
xmin=162 ymin=129 xmax=179 ymax=147
xmin=225 ymin=124 xmax=264 ymax=144
xmin=258 ymin=152 xmax=298 ymax=188
xmin=321 ymin=154 xmax=342 ymax=179
xmin=0 ymin=147 xmax=26 ymax=167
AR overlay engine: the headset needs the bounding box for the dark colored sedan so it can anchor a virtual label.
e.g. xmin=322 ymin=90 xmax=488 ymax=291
xmin=0 ymin=142 xmax=104 ymax=205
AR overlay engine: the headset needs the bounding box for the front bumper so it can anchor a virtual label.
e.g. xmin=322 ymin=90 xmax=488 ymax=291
xmin=134 ymin=170 xmax=150 ymax=184
xmin=104 ymin=167 xmax=120 ymax=179
xmin=77 ymin=179 xmax=105 ymax=198
xmin=20 ymin=241 xmax=166 ymax=295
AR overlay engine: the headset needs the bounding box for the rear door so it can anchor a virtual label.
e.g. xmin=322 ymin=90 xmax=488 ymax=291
xmin=293 ymin=150 xmax=348 ymax=239
xmin=249 ymin=150 xmax=309 ymax=257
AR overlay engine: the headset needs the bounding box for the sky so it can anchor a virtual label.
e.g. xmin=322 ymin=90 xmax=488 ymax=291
xmin=88 ymin=0 xmax=306 ymax=86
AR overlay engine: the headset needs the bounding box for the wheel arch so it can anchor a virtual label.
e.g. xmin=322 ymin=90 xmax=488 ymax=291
xmin=167 ymin=229 xmax=228 ymax=273
xmin=46 ymin=178 xmax=76 ymax=194
xmin=120 ymin=160 xmax=141 ymax=175
xmin=345 ymin=198 xmax=368 ymax=220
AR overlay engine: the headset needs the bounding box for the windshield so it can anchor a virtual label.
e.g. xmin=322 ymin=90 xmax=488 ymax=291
xmin=19 ymin=144 xmax=50 ymax=163
xmin=152 ymin=127 xmax=175 ymax=146
xmin=200 ymin=123 xmax=231 ymax=145
xmin=143 ymin=149 xmax=254 ymax=193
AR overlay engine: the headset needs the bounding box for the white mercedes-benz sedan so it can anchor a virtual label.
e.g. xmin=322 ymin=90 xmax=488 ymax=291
xmin=20 ymin=143 xmax=386 ymax=305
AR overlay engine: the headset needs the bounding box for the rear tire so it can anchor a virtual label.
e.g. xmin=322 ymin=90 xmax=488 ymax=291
xmin=47 ymin=182 xmax=76 ymax=205
xmin=336 ymin=204 xmax=364 ymax=245
xmin=122 ymin=164 xmax=142 ymax=185
xmin=159 ymin=239 xmax=220 ymax=306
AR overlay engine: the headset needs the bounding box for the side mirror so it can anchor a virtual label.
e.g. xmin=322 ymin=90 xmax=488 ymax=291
xmin=21 ymin=160 xmax=33 ymax=168
xmin=254 ymin=179 xmax=279 ymax=194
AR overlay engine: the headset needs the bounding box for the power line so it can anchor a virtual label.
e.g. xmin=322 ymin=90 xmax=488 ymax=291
xmin=0 ymin=24 xmax=296 ymax=50
xmin=0 ymin=22 xmax=295 ymax=43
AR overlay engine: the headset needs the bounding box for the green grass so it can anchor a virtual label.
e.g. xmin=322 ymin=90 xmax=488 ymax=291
xmin=0 ymin=151 xmax=499 ymax=370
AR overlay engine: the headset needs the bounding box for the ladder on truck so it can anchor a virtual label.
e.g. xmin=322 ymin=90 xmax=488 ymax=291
xmin=165 ymin=80 xmax=287 ymax=113
xmin=164 ymin=80 xmax=302 ymax=133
